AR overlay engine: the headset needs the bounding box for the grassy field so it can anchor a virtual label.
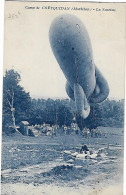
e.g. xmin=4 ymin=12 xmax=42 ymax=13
xmin=1 ymin=127 xmax=124 ymax=195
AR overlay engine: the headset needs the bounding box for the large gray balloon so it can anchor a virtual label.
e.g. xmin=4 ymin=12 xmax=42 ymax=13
xmin=49 ymin=14 xmax=109 ymax=119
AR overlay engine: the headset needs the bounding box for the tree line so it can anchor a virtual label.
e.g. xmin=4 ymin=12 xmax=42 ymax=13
xmin=2 ymin=69 xmax=124 ymax=134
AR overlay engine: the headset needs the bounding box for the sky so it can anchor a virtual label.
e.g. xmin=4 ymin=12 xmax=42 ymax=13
xmin=3 ymin=1 xmax=126 ymax=99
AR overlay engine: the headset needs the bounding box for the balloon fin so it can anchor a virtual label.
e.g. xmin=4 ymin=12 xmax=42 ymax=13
xmin=90 ymin=66 xmax=109 ymax=103
xmin=74 ymin=83 xmax=90 ymax=119
xmin=65 ymin=81 xmax=75 ymax=101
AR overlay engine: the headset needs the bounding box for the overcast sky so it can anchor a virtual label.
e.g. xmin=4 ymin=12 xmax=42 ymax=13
xmin=4 ymin=1 xmax=126 ymax=99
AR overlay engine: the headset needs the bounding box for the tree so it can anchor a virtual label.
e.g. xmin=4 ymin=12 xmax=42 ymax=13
xmin=3 ymin=69 xmax=31 ymax=134
xmin=56 ymin=104 xmax=73 ymax=126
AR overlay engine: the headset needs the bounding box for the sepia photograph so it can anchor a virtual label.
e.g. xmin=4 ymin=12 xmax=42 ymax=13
xmin=1 ymin=1 xmax=125 ymax=194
